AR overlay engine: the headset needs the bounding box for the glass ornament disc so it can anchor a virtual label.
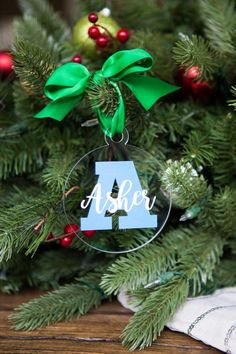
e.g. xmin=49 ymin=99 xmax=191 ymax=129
xmin=63 ymin=132 xmax=171 ymax=253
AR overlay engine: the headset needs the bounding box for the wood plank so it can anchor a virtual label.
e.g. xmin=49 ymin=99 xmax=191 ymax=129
xmin=0 ymin=290 xmax=221 ymax=353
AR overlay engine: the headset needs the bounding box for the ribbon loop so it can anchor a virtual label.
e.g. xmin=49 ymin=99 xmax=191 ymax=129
xmin=101 ymin=48 xmax=153 ymax=80
xmin=35 ymin=49 xmax=179 ymax=136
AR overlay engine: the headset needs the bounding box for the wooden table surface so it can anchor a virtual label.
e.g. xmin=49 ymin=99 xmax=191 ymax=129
xmin=0 ymin=290 xmax=221 ymax=354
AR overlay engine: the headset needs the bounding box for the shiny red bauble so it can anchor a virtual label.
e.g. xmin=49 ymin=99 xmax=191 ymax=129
xmin=72 ymin=54 xmax=82 ymax=64
xmin=0 ymin=50 xmax=14 ymax=79
xmin=178 ymin=66 xmax=213 ymax=101
xmin=64 ymin=223 xmax=80 ymax=235
xmin=96 ymin=35 xmax=109 ymax=47
xmin=185 ymin=66 xmax=201 ymax=79
xmin=82 ymin=230 xmax=96 ymax=238
xmin=88 ymin=12 xmax=98 ymax=23
xmin=88 ymin=25 xmax=101 ymax=39
xmin=116 ymin=28 xmax=130 ymax=43
xmin=60 ymin=236 xmax=74 ymax=248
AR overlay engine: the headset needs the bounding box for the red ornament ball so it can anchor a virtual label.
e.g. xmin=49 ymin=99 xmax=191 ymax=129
xmin=72 ymin=54 xmax=82 ymax=64
xmin=178 ymin=66 xmax=213 ymax=101
xmin=88 ymin=25 xmax=101 ymax=39
xmin=60 ymin=235 xmax=73 ymax=248
xmin=116 ymin=28 xmax=130 ymax=43
xmin=185 ymin=66 xmax=201 ymax=79
xmin=88 ymin=12 xmax=98 ymax=23
xmin=82 ymin=230 xmax=96 ymax=238
xmin=96 ymin=35 xmax=109 ymax=47
xmin=0 ymin=50 xmax=14 ymax=79
xmin=64 ymin=223 xmax=79 ymax=235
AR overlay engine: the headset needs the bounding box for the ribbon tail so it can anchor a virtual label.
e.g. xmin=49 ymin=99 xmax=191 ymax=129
xmin=35 ymin=96 xmax=83 ymax=121
xmin=122 ymin=74 xmax=179 ymax=110
xmin=96 ymin=100 xmax=125 ymax=138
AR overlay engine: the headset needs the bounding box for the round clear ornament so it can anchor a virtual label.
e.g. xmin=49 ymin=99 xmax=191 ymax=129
xmin=63 ymin=130 xmax=171 ymax=253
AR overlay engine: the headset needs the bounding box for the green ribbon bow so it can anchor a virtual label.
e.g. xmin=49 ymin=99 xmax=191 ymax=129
xmin=35 ymin=48 xmax=179 ymax=137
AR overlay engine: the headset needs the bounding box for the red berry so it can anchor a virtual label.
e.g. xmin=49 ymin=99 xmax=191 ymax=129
xmin=64 ymin=223 xmax=79 ymax=235
xmin=117 ymin=28 xmax=130 ymax=43
xmin=88 ymin=26 xmax=101 ymax=39
xmin=96 ymin=35 xmax=109 ymax=48
xmin=72 ymin=54 xmax=82 ymax=64
xmin=82 ymin=230 xmax=96 ymax=238
xmin=60 ymin=236 xmax=73 ymax=248
xmin=88 ymin=12 xmax=98 ymax=23
xmin=46 ymin=232 xmax=54 ymax=240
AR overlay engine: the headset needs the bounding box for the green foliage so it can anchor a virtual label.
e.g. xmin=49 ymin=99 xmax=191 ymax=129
xmin=13 ymin=40 xmax=56 ymax=96
xmin=101 ymin=228 xmax=192 ymax=294
xmin=200 ymin=186 xmax=236 ymax=237
xmin=205 ymin=258 xmax=236 ymax=293
xmin=0 ymin=191 xmax=64 ymax=262
xmin=122 ymin=276 xmax=189 ymax=350
xmin=10 ymin=270 xmax=105 ymax=330
xmin=210 ymin=115 xmax=236 ymax=185
xmin=42 ymin=148 xmax=78 ymax=193
xmin=0 ymin=131 xmax=45 ymax=180
xmin=199 ymin=0 xmax=236 ymax=56
xmin=129 ymin=30 xmax=177 ymax=82
xmin=173 ymin=35 xmax=218 ymax=80
xmin=14 ymin=15 xmax=62 ymax=59
xmin=122 ymin=230 xmax=223 ymax=349
xmin=183 ymin=131 xmax=216 ymax=167
xmin=18 ymin=0 xmax=69 ymax=43
xmin=87 ymin=78 xmax=119 ymax=118
xmin=160 ymin=160 xmax=208 ymax=209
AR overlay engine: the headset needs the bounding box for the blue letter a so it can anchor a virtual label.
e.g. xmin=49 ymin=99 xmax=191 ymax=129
xmin=80 ymin=161 xmax=157 ymax=231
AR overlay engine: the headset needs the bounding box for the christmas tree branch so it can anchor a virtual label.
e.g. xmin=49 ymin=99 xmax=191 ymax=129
xmin=199 ymin=186 xmax=236 ymax=237
xmin=101 ymin=227 xmax=196 ymax=295
xmin=122 ymin=276 xmax=189 ymax=350
xmin=9 ymin=270 xmax=106 ymax=330
xmin=210 ymin=116 xmax=236 ymax=186
xmin=13 ymin=40 xmax=56 ymax=96
xmin=121 ymin=230 xmax=224 ymax=350
xmin=18 ymin=0 xmax=69 ymax=43
xmin=199 ymin=0 xmax=236 ymax=56
xmin=160 ymin=159 xmax=208 ymax=209
xmin=14 ymin=15 xmax=62 ymax=60
xmin=173 ymin=35 xmax=218 ymax=81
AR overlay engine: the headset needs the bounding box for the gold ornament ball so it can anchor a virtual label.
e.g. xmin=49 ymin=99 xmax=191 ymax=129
xmin=72 ymin=14 xmax=120 ymax=58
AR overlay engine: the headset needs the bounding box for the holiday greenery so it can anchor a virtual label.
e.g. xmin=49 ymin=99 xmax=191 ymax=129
xmin=0 ymin=0 xmax=236 ymax=351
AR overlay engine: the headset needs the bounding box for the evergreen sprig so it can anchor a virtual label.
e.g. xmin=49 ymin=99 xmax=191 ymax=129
xmin=101 ymin=227 xmax=196 ymax=295
xmin=13 ymin=40 xmax=56 ymax=96
xmin=14 ymin=15 xmax=62 ymax=59
xmin=173 ymin=35 xmax=218 ymax=80
xmin=183 ymin=131 xmax=216 ymax=167
xmin=10 ymin=271 xmax=104 ymax=330
xmin=18 ymin=0 xmax=69 ymax=43
xmin=42 ymin=148 xmax=78 ymax=193
xmin=160 ymin=159 xmax=208 ymax=209
xmin=0 ymin=192 xmax=63 ymax=262
xmin=200 ymin=0 xmax=236 ymax=55
xmin=121 ymin=230 xmax=223 ymax=350
xmin=210 ymin=115 xmax=236 ymax=185
xmin=122 ymin=276 xmax=189 ymax=350
xmin=200 ymin=186 xmax=236 ymax=237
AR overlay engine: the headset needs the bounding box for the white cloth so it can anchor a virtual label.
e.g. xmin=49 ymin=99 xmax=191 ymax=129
xmin=118 ymin=287 xmax=236 ymax=353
